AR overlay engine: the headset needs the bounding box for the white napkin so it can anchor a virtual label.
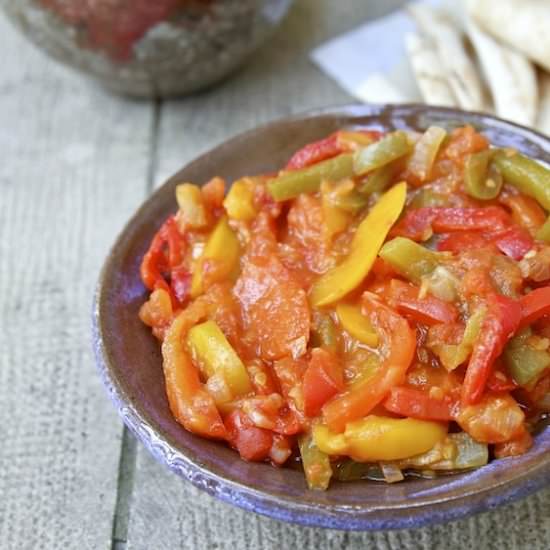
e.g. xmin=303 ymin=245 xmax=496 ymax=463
xmin=310 ymin=0 xmax=453 ymax=104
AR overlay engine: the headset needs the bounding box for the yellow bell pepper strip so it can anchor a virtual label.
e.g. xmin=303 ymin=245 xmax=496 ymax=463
xmin=298 ymin=433 xmax=333 ymax=490
xmin=223 ymin=178 xmax=257 ymax=221
xmin=353 ymin=131 xmax=413 ymax=176
xmin=336 ymin=303 xmax=379 ymax=347
xmin=432 ymin=306 xmax=486 ymax=372
xmin=493 ymin=150 xmax=550 ymax=210
xmin=465 ymin=150 xmax=504 ymax=200
xmin=334 ymin=432 xmax=487 ymax=479
xmin=191 ymin=216 xmax=240 ymax=298
xmin=313 ymin=417 xmax=447 ymax=462
xmin=320 ymin=180 xmax=354 ymax=239
xmin=161 ymin=310 xmax=226 ymax=439
xmin=322 ymin=293 xmax=416 ymax=432
xmin=312 ymin=424 xmax=348 ymax=455
xmin=187 ymin=319 xmax=252 ymax=397
xmin=175 ymin=183 xmax=208 ymax=229
xmin=406 ymin=126 xmax=447 ymax=183
xmin=504 ymin=328 xmax=550 ymax=388
xmin=267 ymin=153 xmax=354 ymax=201
xmin=345 ymin=416 xmax=447 ymax=462
xmin=309 ymin=182 xmax=407 ymax=307
xmin=536 ymin=216 xmax=550 ymax=243
xmin=379 ymin=237 xmax=444 ymax=285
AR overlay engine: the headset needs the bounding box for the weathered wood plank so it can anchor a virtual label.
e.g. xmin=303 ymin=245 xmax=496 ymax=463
xmin=129 ymin=450 xmax=550 ymax=550
xmin=0 ymin=14 xmax=153 ymax=550
xmin=126 ymin=0 xmax=550 ymax=548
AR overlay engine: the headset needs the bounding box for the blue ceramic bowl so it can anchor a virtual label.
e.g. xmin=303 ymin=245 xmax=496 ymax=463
xmin=93 ymin=104 xmax=550 ymax=530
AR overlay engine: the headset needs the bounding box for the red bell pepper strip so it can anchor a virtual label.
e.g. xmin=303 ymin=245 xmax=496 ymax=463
xmin=518 ymin=286 xmax=550 ymax=330
xmin=285 ymin=133 xmax=340 ymax=170
xmin=431 ymin=206 xmax=511 ymax=233
xmin=140 ymin=216 xmax=185 ymax=291
xmin=388 ymin=279 xmax=459 ymax=325
xmin=393 ymin=207 xmax=511 ymax=242
xmin=284 ymin=130 xmax=382 ymax=170
xmin=391 ymin=208 xmax=437 ymax=241
xmin=437 ymin=232 xmax=493 ymax=254
xmin=383 ymin=386 xmax=458 ymax=421
xmin=225 ymin=409 xmax=273 ymax=462
xmin=170 ymin=266 xmax=192 ymax=305
xmin=162 ymin=308 xmax=227 ymax=440
xmin=491 ymin=225 xmax=534 ymax=261
xmin=322 ymin=293 xmax=416 ymax=432
xmin=437 ymin=226 xmax=533 ymax=261
xmin=486 ymin=366 xmax=518 ymax=393
xmin=303 ymin=348 xmax=344 ymax=417
xmin=461 ymin=294 xmax=521 ymax=405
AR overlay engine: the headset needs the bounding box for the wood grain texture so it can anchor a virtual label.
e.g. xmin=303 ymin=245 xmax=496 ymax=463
xmin=129 ymin=450 xmax=550 ymax=550
xmin=0 ymin=14 xmax=153 ymax=550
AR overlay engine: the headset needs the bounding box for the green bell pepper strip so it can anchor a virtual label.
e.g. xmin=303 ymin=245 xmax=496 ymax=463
xmin=432 ymin=306 xmax=486 ymax=372
xmin=331 ymin=189 xmax=369 ymax=213
xmin=504 ymin=328 xmax=550 ymax=388
xmin=310 ymin=313 xmax=338 ymax=351
xmin=357 ymin=161 xmax=399 ymax=196
xmin=493 ymin=150 xmax=550 ymax=210
xmin=298 ymin=433 xmax=333 ymax=490
xmin=267 ymin=153 xmax=354 ymax=201
xmin=410 ymin=189 xmax=449 ymax=208
xmin=378 ymin=237 xmax=445 ymax=284
xmin=464 ymin=150 xmax=503 ymax=200
xmin=536 ymin=216 xmax=550 ymax=243
xmin=353 ymin=131 xmax=413 ymax=176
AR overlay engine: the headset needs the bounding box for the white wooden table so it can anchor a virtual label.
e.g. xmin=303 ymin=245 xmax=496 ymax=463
xmin=1 ymin=1 xmax=549 ymax=549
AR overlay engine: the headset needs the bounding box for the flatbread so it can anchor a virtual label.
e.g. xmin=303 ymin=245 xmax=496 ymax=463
xmin=405 ymin=32 xmax=458 ymax=108
xmin=468 ymin=0 xmax=550 ymax=72
xmin=408 ymin=3 xmax=484 ymax=111
xmin=538 ymin=71 xmax=550 ymax=137
xmin=466 ymin=18 xmax=538 ymax=127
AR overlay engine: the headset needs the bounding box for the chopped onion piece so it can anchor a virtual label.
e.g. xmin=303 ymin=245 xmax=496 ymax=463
xmin=380 ymin=463 xmax=405 ymax=483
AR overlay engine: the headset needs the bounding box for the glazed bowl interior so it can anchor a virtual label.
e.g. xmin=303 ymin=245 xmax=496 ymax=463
xmin=94 ymin=104 xmax=550 ymax=530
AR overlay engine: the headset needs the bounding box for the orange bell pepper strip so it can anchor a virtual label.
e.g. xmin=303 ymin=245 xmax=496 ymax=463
xmin=501 ymin=194 xmax=546 ymax=236
xmin=322 ymin=293 xmax=416 ymax=432
xmin=161 ymin=308 xmax=226 ymax=439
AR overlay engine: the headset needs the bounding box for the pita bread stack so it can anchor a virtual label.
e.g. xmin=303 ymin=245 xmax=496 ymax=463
xmin=405 ymin=0 xmax=550 ymax=135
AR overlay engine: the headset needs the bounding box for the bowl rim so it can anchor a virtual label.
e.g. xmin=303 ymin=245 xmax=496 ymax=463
xmin=92 ymin=102 xmax=550 ymax=531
